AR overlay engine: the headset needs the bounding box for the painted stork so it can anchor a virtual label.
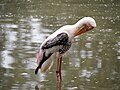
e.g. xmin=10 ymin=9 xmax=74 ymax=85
xmin=35 ymin=17 xmax=96 ymax=80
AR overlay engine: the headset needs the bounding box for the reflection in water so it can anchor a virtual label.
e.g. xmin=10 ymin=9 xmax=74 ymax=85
xmin=29 ymin=17 xmax=45 ymax=43
xmin=97 ymin=59 xmax=102 ymax=68
xmin=1 ymin=50 xmax=14 ymax=69
xmin=80 ymin=50 xmax=93 ymax=59
xmin=0 ymin=0 xmax=120 ymax=90
xmin=117 ymin=42 xmax=120 ymax=60
xmin=56 ymin=81 xmax=62 ymax=90
xmin=1 ymin=25 xmax=17 ymax=68
xmin=35 ymin=79 xmax=62 ymax=90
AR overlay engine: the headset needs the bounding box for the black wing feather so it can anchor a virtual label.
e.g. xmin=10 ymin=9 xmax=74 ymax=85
xmin=42 ymin=33 xmax=69 ymax=49
xmin=35 ymin=52 xmax=53 ymax=74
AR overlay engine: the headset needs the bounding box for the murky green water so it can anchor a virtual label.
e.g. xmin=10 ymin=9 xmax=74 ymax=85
xmin=0 ymin=0 xmax=120 ymax=90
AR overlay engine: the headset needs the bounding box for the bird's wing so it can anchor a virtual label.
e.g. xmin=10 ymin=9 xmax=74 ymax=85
xmin=42 ymin=33 xmax=69 ymax=49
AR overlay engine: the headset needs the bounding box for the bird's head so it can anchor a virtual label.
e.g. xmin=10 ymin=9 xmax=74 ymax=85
xmin=74 ymin=17 xmax=96 ymax=36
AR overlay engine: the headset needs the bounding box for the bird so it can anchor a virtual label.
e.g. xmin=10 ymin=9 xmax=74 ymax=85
xmin=35 ymin=17 xmax=96 ymax=81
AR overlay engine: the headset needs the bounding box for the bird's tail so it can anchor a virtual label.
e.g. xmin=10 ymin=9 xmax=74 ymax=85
xmin=35 ymin=58 xmax=54 ymax=74
xmin=35 ymin=66 xmax=40 ymax=74
xmin=35 ymin=50 xmax=53 ymax=74
xmin=36 ymin=50 xmax=43 ymax=64
xmin=35 ymin=50 xmax=44 ymax=74
xmin=40 ymin=58 xmax=54 ymax=73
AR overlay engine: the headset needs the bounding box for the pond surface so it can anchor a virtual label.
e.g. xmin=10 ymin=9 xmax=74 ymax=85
xmin=0 ymin=0 xmax=120 ymax=90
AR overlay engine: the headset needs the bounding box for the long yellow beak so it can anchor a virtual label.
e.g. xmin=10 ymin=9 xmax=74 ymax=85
xmin=74 ymin=25 xmax=94 ymax=36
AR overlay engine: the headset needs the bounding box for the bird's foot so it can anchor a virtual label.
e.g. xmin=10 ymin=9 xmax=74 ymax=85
xmin=56 ymin=71 xmax=62 ymax=81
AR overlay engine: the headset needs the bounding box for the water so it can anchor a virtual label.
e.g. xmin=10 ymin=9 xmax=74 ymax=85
xmin=0 ymin=0 xmax=120 ymax=90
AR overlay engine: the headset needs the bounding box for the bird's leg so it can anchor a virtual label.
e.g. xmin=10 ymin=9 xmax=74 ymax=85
xmin=56 ymin=56 xmax=62 ymax=81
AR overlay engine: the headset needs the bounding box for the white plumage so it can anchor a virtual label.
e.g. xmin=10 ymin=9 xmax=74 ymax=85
xmin=35 ymin=17 xmax=96 ymax=80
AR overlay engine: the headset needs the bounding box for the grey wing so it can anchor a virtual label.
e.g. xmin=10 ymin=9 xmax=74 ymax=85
xmin=59 ymin=41 xmax=71 ymax=54
xmin=42 ymin=33 xmax=69 ymax=49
